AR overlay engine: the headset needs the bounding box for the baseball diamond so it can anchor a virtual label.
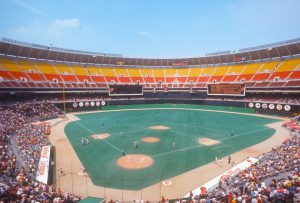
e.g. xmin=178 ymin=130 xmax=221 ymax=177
xmin=62 ymin=104 xmax=279 ymax=190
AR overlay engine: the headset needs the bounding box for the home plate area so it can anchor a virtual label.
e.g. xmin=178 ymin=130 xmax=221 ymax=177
xmin=117 ymin=154 xmax=153 ymax=169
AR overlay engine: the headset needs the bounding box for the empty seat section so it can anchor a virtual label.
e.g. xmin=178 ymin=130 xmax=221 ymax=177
xmin=153 ymin=68 xmax=165 ymax=83
xmin=251 ymin=73 xmax=269 ymax=81
xmin=165 ymin=68 xmax=177 ymax=83
xmin=209 ymin=66 xmax=228 ymax=82
xmin=222 ymin=75 xmax=238 ymax=82
xmin=227 ymin=65 xmax=245 ymax=75
xmin=188 ymin=68 xmax=201 ymax=83
xmin=197 ymin=76 xmax=210 ymax=83
xmin=17 ymin=60 xmax=45 ymax=81
xmin=222 ymin=65 xmax=245 ymax=82
xmin=0 ymin=59 xmax=30 ymax=81
xmin=258 ymin=61 xmax=279 ymax=73
xmin=72 ymin=65 xmax=89 ymax=75
xmin=128 ymin=68 xmax=143 ymax=83
xmin=17 ymin=60 xmax=40 ymax=72
xmin=252 ymin=61 xmax=278 ymax=81
xmin=289 ymin=70 xmax=300 ymax=79
xmin=177 ymin=68 xmax=188 ymax=83
xmin=88 ymin=67 xmax=106 ymax=83
xmin=212 ymin=66 xmax=229 ymax=76
xmin=101 ymin=67 xmax=118 ymax=83
xmin=165 ymin=69 xmax=176 ymax=76
xmin=0 ymin=70 xmax=15 ymax=80
xmin=37 ymin=62 xmax=61 ymax=82
xmin=270 ymin=59 xmax=300 ymax=80
xmin=72 ymin=65 xmax=92 ymax=83
xmin=141 ymin=69 xmax=155 ymax=83
xmin=114 ymin=68 xmax=131 ymax=83
xmin=237 ymin=63 xmax=261 ymax=82
xmin=200 ymin=67 xmax=214 ymax=82
xmin=55 ymin=64 xmax=78 ymax=82
xmin=0 ymin=58 xmax=21 ymax=72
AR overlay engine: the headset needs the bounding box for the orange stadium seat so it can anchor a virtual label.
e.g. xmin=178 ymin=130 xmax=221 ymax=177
xmin=186 ymin=68 xmax=200 ymax=84
xmin=222 ymin=75 xmax=238 ymax=82
xmin=237 ymin=63 xmax=262 ymax=82
xmin=141 ymin=69 xmax=155 ymax=83
xmin=0 ymin=70 xmax=16 ymax=80
xmin=289 ymin=70 xmax=300 ymax=79
xmin=128 ymin=68 xmax=144 ymax=84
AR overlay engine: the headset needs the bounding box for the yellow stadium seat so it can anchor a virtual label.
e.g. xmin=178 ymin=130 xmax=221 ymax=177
xmin=72 ymin=65 xmax=89 ymax=75
xmin=276 ymin=59 xmax=300 ymax=72
xmin=258 ymin=61 xmax=278 ymax=73
xmin=55 ymin=64 xmax=74 ymax=75
xmin=128 ymin=68 xmax=142 ymax=77
xmin=242 ymin=63 xmax=262 ymax=74
xmin=37 ymin=62 xmax=57 ymax=74
xmin=114 ymin=68 xmax=129 ymax=76
xmin=226 ymin=65 xmax=245 ymax=75
xmin=101 ymin=67 xmax=116 ymax=77
xmin=87 ymin=67 xmax=103 ymax=76
xmin=188 ymin=68 xmax=202 ymax=77
xmin=213 ymin=66 xmax=229 ymax=76
xmin=201 ymin=67 xmax=215 ymax=76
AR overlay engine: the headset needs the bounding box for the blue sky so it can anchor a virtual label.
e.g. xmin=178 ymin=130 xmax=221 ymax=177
xmin=1 ymin=0 xmax=300 ymax=58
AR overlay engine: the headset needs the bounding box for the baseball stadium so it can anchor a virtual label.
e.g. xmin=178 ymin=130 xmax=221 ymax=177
xmin=1 ymin=1 xmax=300 ymax=202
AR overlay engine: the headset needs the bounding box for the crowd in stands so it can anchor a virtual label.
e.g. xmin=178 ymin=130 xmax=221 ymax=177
xmin=0 ymin=101 xmax=81 ymax=202
xmin=173 ymin=131 xmax=300 ymax=203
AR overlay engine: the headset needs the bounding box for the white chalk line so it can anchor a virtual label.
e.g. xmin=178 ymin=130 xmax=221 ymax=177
xmin=67 ymin=115 xmax=122 ymax=152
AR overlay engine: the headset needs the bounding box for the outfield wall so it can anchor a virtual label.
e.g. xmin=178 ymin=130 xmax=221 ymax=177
xmin=53 ymin=98 xmax=299 ymax=116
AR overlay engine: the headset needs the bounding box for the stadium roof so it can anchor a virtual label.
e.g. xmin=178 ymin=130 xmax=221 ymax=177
xmin=1 ymin=37 xmax=300 ymax=67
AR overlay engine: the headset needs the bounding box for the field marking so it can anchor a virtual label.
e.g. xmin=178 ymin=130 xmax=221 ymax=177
xmin=152 ymin=144 xmax=202 ymax=158
xmin=219 ymin=127 xmax=270 ymax=141
xmin=152 ymin=126 xmax=271 ymax=158
xmin=168 ymin=129 xmax=197 ymax=139
xmin=67 ymin=115 xmax=122 ymax=152
xmin=68 ymin=107 xmax=281 ymax=159
xmin=89 ymin=127 xmax=147 ymax=136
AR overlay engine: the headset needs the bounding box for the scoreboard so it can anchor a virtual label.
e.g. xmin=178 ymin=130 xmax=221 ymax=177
xmin=109 ymin=84 xmax=143 ymax=96
xmin=207 ymin=83 xmax=245 ymax=96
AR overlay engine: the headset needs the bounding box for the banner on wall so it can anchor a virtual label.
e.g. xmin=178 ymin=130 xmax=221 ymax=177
xmin=72 ymin=100 xmax=107 ymax=108
xmin=36 ymin=145 xmax=52 ymax=184
xmin=248 ymin=102 xmax=292 ymax=112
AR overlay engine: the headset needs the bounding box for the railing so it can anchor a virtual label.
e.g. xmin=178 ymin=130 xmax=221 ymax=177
xmin=205 ymin=50 xmax=231 ymax=56
xmin=239 ymin=38 xmax=300 ymax=52
xmin=1 ymin=37 xmax=122 ymax=57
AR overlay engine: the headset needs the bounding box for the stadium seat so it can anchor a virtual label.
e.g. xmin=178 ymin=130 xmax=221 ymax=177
xmin=101 ymin=67 xmax=119 ymax=83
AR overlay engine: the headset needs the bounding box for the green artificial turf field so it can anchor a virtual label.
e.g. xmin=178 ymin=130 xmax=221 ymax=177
xmin=64 ymin=104 xmax=279 ymax=190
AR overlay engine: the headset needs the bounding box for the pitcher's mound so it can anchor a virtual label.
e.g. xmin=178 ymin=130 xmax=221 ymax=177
xmin=142 ymin=137 xmax=160 ymax=143
xmin=92 ymin=133 xmax=110 ymax=140
xmin=117 ymin=154 xmax=153 ymax=169
xmin=149 ymin=125 xmax=170 ymax=130
xmin=198 ymin=138 xmax=220 ymax=146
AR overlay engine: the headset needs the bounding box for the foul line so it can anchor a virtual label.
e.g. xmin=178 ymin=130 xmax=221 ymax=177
xmin=152 ymin=144 xmax=202 ymax=158
xmin=219 ymin=127 xmax=270 ymax=141
xmin=67 ymin=115 xmax=122 ymax=152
